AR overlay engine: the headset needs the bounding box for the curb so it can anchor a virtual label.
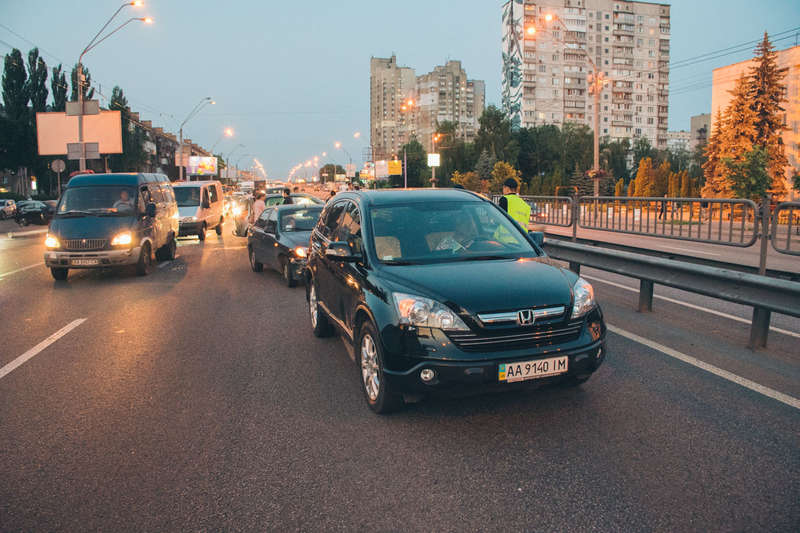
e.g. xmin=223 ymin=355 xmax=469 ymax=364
xmin=6 ymin=228 xmax=47 ymax=239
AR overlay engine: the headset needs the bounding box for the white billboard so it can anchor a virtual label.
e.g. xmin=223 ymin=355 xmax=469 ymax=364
xmin=36 ymin=110 xmax=122 ymax=155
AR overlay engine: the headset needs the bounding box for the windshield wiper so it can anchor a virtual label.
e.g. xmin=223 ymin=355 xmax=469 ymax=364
xmin=448 ymin=255 xmax=512 ymax=262
xmin=57 ymin=210 xmax=94 ymax=217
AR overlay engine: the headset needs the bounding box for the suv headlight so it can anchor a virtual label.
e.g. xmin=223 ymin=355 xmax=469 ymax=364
xmin=293 ymin=246 xmax=308 ymax=258
xmin=571 ymin=277 xmax=595 ymax=318
xmin=392 ymin=293 xmax=469 ymax=331
xmin=111 ymin=231 xmax=133 ymax=246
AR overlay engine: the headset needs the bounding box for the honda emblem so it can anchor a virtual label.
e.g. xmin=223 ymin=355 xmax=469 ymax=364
xmin=517 ymin=309 xmax=535 ymax=326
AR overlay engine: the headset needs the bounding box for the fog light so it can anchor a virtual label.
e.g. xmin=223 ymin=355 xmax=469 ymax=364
xmin=420 ymin=369 xmax=435 ymax=382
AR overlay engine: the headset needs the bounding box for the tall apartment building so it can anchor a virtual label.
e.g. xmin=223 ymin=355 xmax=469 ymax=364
xmin=370 ymin=56 xmax=486 ymax=158
xmin=502 ymin=0 xmax=670 ymax=148
xmin=689 ymin=113 xmax=711 ymax=150
xmin=710 ymin=45 xmax=800 ymax=198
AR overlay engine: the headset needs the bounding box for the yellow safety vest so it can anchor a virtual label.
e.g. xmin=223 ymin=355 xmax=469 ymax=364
xmin=504 ymin=194 xmax=532 ymax=233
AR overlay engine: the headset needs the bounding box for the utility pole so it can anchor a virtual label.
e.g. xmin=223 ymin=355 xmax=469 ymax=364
xmin=591 ymin=69 xmax=602 ymax=197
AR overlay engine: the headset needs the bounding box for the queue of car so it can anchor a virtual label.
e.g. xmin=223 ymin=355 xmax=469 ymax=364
xmin=35 ymin=174 xmax=605 ymax=413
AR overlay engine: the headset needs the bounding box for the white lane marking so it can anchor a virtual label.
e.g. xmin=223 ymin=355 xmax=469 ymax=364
xmin=660 ymin=245 xmax=720 ymax=256
xmin=157 ymin=261 xmax=172 ymax=269
xmin=0 ymin=262 xmax=43 ymax=279
xmin=607 ymin=324 xmax=800 ymax=410
xmin=0 ymin=318 xmax=87 ymax=380
xmin=211 ymin=246 xmax=247 ymax=251
xmin=584 ymin=274 xmax=800 ymax=339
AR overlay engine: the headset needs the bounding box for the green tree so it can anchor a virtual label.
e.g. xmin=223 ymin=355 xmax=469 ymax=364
xmin=474 ymin=149 xmax=497 ymax=181
xmin=702 ymin=109 xmax=726 ymax=198
xmin=748 ymin=32 xmax=789 ymax=198
xmin=26 ymin=48 xmax=48 ymax=113
xmin=451 ymin=170 xmax=481 ymax=192
xmin=627 ymin=178 xmax=636 ymax=197
xmin=650 ymin=160 xmax=671 ymax=197
xmin=475 ymin=105 xmax=518 ymax=163
xmin=397 ymin=137 xmax=427 ymax=187
xmin=108 ymin=86 xmax=147 ymax=172
xmin=50 ymin=64 xmax=67 ymax=111
xmin=679 ymin=170 xmax=691 ymax=197
xmin=319 ymin=163 xmax=345 ymax=182
xmin=601 ymin=137 xmax=630 ymax=182
xmin=714 ymin=74 xmax=758 ymax=198
xmin=633 ymin=157 xmax=653 ymax=197
xmin=723 ymin=145 xmax=771 ymax=201
xmin=560 ymin=123 xmax=593 ymax=176
xmin=490 ymin=161 xmax=520 ymax=193
xmin=1 ymin=48 xmax=32 ymax=172
xmin=792 ymin=171 xmax=800 ymax=194
xmin=632 ymin=137 xmax=655 ymax=170
xmin=70 ymin=63 xmax=94 ymax=101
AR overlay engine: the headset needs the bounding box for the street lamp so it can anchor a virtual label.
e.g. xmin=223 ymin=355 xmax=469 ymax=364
xmin=210 ymin=127 xmax=234 ymax=153
xmin=226 ymin=144 xmax=245 ymax=165
xmin=75 ymin=1 xmax=150 ymax=171
xmin=527 ymin=13 xmax=605 ymax=196
xmin=178 ymin=97 xmax=214 ymax=180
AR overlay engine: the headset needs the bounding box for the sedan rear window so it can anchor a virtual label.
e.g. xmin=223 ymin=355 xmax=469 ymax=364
xmin=369 ymin=201 xmax=537 ymax=264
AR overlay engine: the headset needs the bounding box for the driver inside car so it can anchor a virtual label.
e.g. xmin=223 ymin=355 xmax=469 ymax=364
xmin=113 ymin=190 xmax=134 ymax=213
xmin=432 ymin=213 xmax=477 ymax=252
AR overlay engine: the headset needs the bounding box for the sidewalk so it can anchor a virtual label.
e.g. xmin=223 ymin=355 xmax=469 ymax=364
xmin=0 ymin=219 xmax=48 ymax=239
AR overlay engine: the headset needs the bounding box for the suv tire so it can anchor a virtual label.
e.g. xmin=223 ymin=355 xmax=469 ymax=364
xmin=135 ymin=242 xmax=152 ymax=276
xmin=215 ymin=217 xmax=223 ymax=235
xmin=50 ymin=267 xmax=68 ymax=281
xmin=358 ymin=321 xmax=403 ymax=414
xmin=249 ymin=246 xmax=263 ymax=272
xmin=282 ymin=259 xmax=297 ymax=288
xmin=198 ymin=223 xmax=206 ymax=241
xmin=308 ymin=282 xmax=333 ymax=337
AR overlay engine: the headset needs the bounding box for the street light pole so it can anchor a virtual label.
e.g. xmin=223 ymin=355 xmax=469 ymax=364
xmin=178 ymin=97 xmax=214 ymax=180
xmin=76 ymin=1 xmax=147 ymax=171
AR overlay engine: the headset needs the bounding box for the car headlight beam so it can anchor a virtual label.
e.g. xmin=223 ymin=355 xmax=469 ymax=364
xmin=571 ymin=277 xmax=595 ymax=319
xmin=293 ymin=246 xmax=308 ymax=258
xmin=392 ymin=292 xmax=469 ymax=331
xmin=44 ymin=233 xmax=60 ymax=249
xmin=110 ymin=231 xmax=133 ymax=246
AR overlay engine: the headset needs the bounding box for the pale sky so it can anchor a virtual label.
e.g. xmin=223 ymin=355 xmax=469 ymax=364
xmin=2 ymin=0 xmax=799 ymax=178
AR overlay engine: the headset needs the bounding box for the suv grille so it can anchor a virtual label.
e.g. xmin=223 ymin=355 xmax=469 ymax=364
xmin=63 ymin=238 xmax=107 ymax=251
xmin=446 ymin=320 xmax=583 ymax=352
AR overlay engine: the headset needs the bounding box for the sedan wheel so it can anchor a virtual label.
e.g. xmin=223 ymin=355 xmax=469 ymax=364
xmin=249 ymin=246 xmax=263 ymax=272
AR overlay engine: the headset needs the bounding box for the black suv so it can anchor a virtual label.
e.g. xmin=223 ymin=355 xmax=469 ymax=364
xmin=306 ymin=189 xmax=606 ymax=413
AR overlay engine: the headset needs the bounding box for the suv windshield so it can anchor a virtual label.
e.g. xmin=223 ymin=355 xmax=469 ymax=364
xmin=369 ymin=201 xmax=537 ymax=264
xmin=58 ymin=186 xmax=137 ymax=215
xmin=280 ymin=207 xmax=323 ymax=231
xmin=174 ymin=187 xmax=201 ymax=207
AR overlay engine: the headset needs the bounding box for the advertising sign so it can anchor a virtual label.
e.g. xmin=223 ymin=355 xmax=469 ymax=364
xmin=375 ymin=160 xmax=389 ymax=179
xmin=345 ymin=163 xmax=356 ymax=178
xmin=427 ymin=153 xmax=440 ymax=167
xmin=36 ymin=110 xmax=122 ymax=155
xmin=187 ymin=156 xmax=218 ymax=176
xmin=388 ymin=160 xmax=402 ymax=175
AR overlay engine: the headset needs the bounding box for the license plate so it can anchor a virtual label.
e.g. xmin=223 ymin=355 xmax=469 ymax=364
xmin=72 ymin=258 xmax=99 ymax=266
xmin=499 ymin=356 xmax=568 ymax=383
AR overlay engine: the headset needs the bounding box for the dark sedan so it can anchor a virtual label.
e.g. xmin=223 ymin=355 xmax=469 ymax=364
xmin=248 ymin=204 xmax=323 ymax=286
xmin=14 ymin=200 xmax=52 ymax=226
xmin=305 ymin=189 xmax=607 ymax=413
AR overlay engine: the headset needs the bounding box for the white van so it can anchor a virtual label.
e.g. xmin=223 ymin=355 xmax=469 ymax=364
xmin=173 ymin=180 xmax=224 ymax=240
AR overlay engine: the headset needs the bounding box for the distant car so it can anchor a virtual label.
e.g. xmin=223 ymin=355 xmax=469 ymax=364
xmin=14 ymin=201 xmax=51 ymax=226
xmin=173 ymin=180 xmax=224 ymax=240
xmin=230 ymin=195 xmax=253 ymax=237
xmin=0 ymin=199 xmax=17 ymax=219
xmin=248 ymin=204 xmax=323 ymax=287
xmin=264 ymin=193 xmax=324 ymax=208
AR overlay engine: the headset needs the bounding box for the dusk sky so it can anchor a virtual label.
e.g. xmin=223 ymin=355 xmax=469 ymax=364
xmin=2 ymin=0 xmax=799 ymax=178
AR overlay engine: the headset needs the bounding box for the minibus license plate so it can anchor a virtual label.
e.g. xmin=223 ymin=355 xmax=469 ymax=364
xmin=72 ymin=258 xmax=99 ymax=266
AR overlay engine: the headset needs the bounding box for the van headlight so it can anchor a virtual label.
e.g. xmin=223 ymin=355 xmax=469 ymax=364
xmin=111 ymin=231 xmax=133 ymax=246
xmin=392 ymin=293 xmax=469 ymax=331
xmin=45 ymin=233 xmax=60 ymax=249
xmin=571 ymin=277 xmax=595 ymax=318
xmin=293 ymin=246 xmax=308 ymax=258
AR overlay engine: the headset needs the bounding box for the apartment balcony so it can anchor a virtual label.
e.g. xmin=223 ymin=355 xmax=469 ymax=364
xmin=660 ymin=24 xmax=670 ymax=34
xmin=613 ymin=24 xmax=635 ymax=35
xmin=613 ymin=3 xmax=634 ymax=14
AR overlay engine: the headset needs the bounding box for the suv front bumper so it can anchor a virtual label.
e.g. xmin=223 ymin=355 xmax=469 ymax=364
xmin=44 ymin=247 xmax=141 ymax=268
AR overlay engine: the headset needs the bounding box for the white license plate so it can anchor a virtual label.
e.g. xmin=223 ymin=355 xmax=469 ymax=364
xmin=72 ymin=258 xmax=99 ymax=266
xmin=499 ymin=356 xmax=568 ymax=383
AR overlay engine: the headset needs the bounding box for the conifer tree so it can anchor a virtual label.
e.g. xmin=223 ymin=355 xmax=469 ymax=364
xmin=748 ymin=32 xmax=789 ymax=197
xmin=614 ymin=178 xmax=624 ymax=197
xmin=633 ymin=157 xmax=653 ymax=196
xmin=702 ymin=109 xmax=725 ymax=197
xmin=679 ymin=170 xmax=691 ymax=198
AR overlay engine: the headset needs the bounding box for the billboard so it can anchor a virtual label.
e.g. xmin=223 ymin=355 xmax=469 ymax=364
xmin=388 ymin=160 xmax=402 ymax=175
xmin=36 ymin=110 xmax=123 ymax=155
xmin=427 ymin=153 xmax=440 ymax=167
xmin=187 ymin=156 xmax=218 ymax=176
xmin=375 ymin=160 xmax=389 ymax=179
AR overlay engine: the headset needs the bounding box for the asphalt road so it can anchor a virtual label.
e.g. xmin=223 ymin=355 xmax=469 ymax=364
xmin=1 ymin=223 xmax=798 ymax=532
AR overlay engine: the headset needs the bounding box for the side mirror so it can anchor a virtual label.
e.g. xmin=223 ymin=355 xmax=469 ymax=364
xmin=325 ymin=241 xmax=360 ymax=262
xmin=146 ymin=203 xmax=157 ymax=218
xmin=529 ymin=231 xmax=544 ymax=247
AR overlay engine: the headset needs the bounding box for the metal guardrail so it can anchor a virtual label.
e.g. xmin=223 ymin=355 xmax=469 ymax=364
xmin=543 ymin=239 xmax=800 ymax=349
xmin=491 ymin=195 xmax=574 ymax=227
xmin=577 ymin=196 xmax=759 ymax=247
xmin=771 ymin=202 xmax=800 ymax=256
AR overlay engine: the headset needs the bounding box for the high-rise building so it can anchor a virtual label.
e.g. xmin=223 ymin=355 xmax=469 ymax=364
xmin=502 ymin=0 xmax=671 ymax=148
xmin=414 ymin=61 xmax=486 ymax=152
xmin=666 ymin=130 xmax=691 ymax=152
xmin=370 ymin=56 xmax=416 ymax=160
xmin=689 ymin=113 xmax=711 ymax=151
xmin=370 ymin=56 xmax=486 ymax=158
xmin=710 ymin=45 xmax=800 ymax=197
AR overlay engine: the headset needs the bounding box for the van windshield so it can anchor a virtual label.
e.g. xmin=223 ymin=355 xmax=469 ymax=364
xmin=58 ymin=186 xmax=138 ymax=216
xmin=174 ymin=187 xmax=201 ymax=207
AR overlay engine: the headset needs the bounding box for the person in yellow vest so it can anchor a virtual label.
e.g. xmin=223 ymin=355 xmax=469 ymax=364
xmin=498 ymin=178 xmax=531 ymax=233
